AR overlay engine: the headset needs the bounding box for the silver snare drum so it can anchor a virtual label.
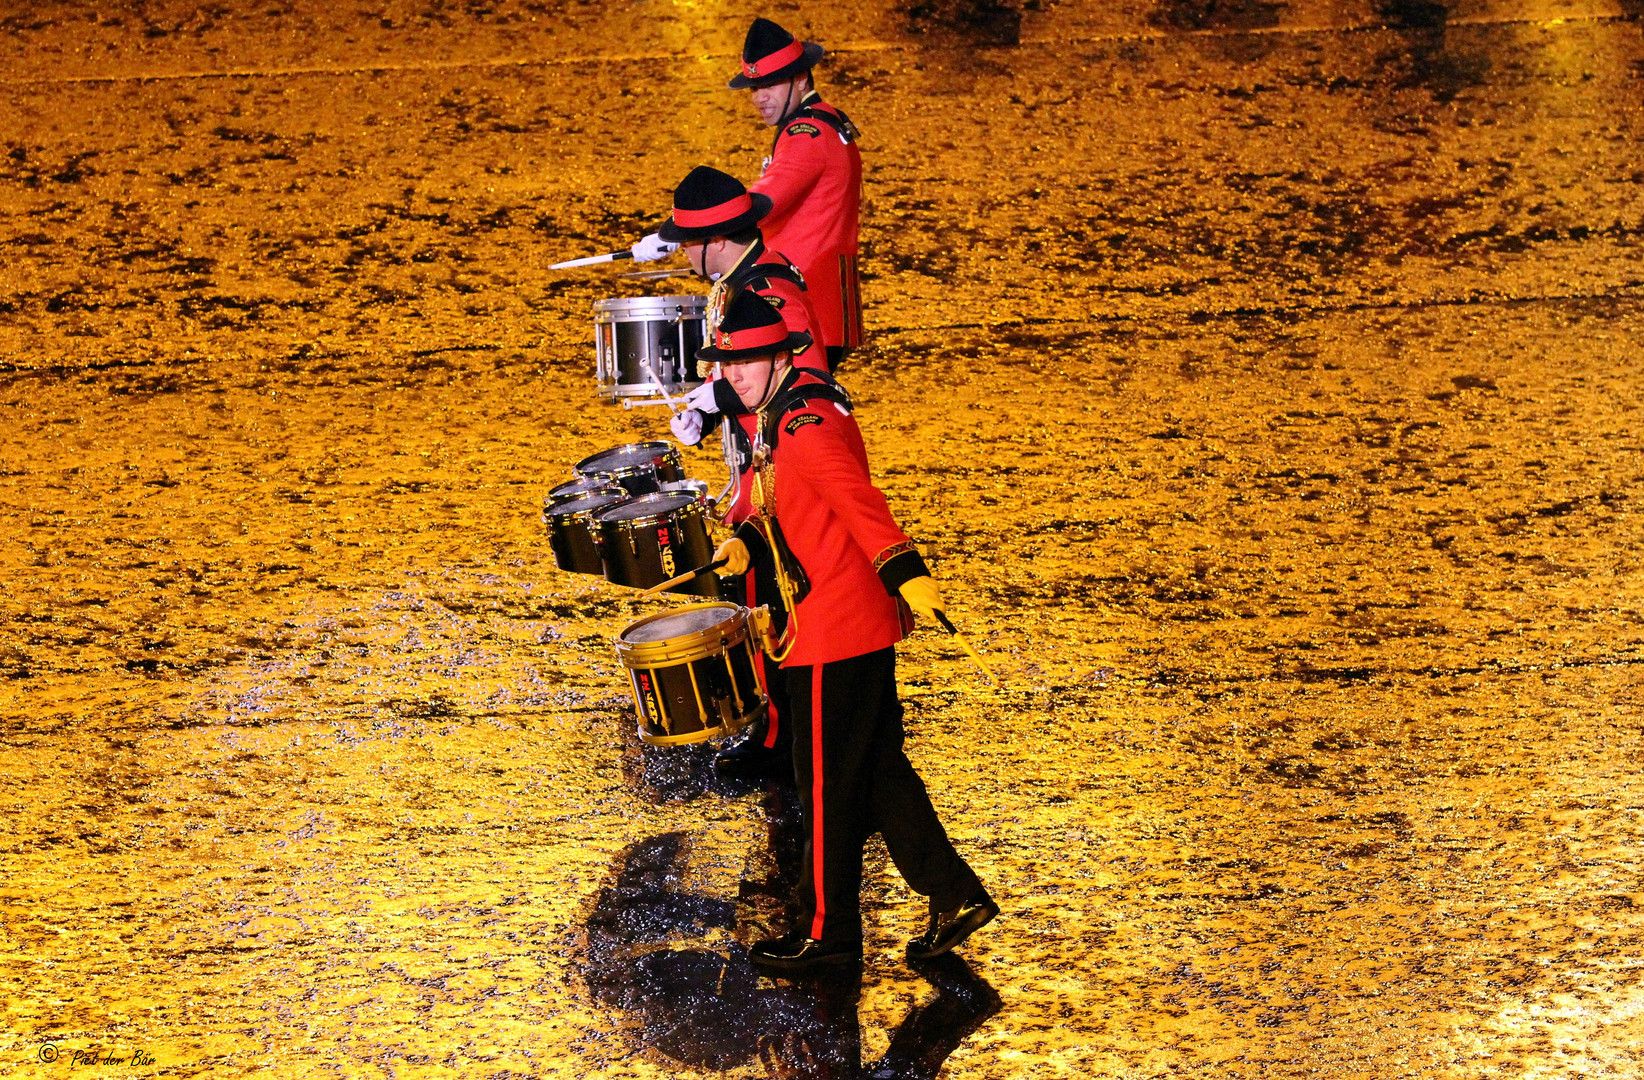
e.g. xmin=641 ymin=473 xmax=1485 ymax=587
xmin=594 ymin=295 xmax=706 ymax=404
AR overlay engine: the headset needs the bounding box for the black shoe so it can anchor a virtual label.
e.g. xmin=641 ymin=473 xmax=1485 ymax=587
xmin=714 ymin=729 xmax=793 ymax=781
xmin=750 ymin=932 xmax=862 ymax=973
xmin=907 ymin=890 xmax=999 ymax=961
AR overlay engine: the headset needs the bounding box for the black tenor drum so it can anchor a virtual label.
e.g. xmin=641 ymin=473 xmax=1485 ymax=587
xmin=594 ymin=295 xmax=706 ymax=404
xmin=597 ymin=491 xmax=719 ymax=598
xmin=575 ymin=442 xmax=684 ymax=496
xmin=545 ymin=491 xmax=630 ymax=574
xmin=615 ymin=603 xmax=767 ymax=745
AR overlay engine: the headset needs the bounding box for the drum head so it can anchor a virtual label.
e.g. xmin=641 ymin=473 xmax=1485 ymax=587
xmin=593 ymin=295 xmax=707 ymax=319
xmin=547 ymin=474 xmax=621 ymax=503
xmin=622 ymin=604 xmax=740 ymax=644
xmin=576 ymin=442 xmax=676 ymax=476
xmin=549 ymin=491 xmax=629 ymax=518
xmin=598 ymin=491 xmax=695 ymax=523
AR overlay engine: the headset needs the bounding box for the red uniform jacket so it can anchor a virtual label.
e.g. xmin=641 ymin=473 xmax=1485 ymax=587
xmin=748 ymin=93 xmax=862 ymax=350
xmin=736 ymin=369 xmax=929 ymax=667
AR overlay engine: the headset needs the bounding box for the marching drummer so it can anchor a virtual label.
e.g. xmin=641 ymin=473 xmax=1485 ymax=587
xmin=634 ymin=18 xmax=862 ymax=372
xmin=700 ymin=289 xmax=998 ymax=973
xmin=657 ymin=164 xmax=821 ymax=779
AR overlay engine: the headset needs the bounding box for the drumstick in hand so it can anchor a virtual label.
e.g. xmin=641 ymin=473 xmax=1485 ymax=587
xmin=639 ymin=558 xmax=729 ymax=598
xmin=934 ymin=611 xmax=1001 ymax=685
xmin=642 ymin=355 xmax=685 ymax=416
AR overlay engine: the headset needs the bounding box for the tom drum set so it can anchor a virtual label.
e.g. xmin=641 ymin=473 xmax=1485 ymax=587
xmin=544 ymin=291 xmax=776 ymax=749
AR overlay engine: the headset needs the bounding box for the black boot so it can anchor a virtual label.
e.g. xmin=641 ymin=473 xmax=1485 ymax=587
xmin=714 ymin=719 xmax=793 ymax=782
xmin=750 ymin=931 xmax=862 ymax=973
xmin=906 ymin=889 xmax=999 ymax=961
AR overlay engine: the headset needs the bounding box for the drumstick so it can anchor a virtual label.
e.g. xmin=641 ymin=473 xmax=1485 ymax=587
xmin=933 ymin=611 xmax=1001 ymax=685
xmin=638 ymin=557 xmax=729 ymax=598
xmin=549 ymin=250 xmax=635 ymax=270
xmin=620 ymin=268 xmax=695 ymax=280
xmin=643 ymin=355 xmax=686 ymax=415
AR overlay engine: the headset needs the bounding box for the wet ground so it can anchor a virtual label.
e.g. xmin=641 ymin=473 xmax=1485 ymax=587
xmin=3 ymin=1 xmax=1643 ymax=1077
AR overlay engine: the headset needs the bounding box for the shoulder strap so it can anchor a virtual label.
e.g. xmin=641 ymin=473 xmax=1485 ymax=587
xmin=761 ymin=367 xmax=853 ymax=448
xmin=727 ymin=258 xmax=806 ymax=294
xmin=791 ymin=103 xmax=860 ymax=144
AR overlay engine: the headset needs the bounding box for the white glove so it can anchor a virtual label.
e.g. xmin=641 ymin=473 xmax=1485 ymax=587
xmin=630 ymin=233 xmax=679 ymax=263
xmin=682 ymin=381 xmax=720 ymax=415
xmin=670 ymin=408 xmax=705 ymax=446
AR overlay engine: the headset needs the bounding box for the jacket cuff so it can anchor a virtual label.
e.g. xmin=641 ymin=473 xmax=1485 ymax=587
xmin=873 ymin=543 xmax=929 ymax=596
xmin=698 ymin=409 xmax=724 ymax=440
xmin=733 ymin=520 xmax=772 ymax=565
xmin=713 ymin=379 xmax=748 ymax=416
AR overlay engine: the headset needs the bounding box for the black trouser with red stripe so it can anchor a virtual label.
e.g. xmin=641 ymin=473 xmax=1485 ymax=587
xmin=755 ymin=653 xmax=792 ymax=751
xmin=784 ymin=647 xmax=982 ymax=944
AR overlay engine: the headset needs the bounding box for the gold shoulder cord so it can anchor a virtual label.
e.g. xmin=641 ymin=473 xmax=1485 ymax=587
xmin=704 ymin=283 xmax=737 ymax=524
xmin=748 ymin=407 xmax=800 ymax=663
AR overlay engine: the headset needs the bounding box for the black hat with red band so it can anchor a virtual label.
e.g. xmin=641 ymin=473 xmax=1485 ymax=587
xmin=727 ymin=17 xmax=825 ymax=90
xmin=696 ymin=289 xmax=811 ymax=364
xmin=657 ymin=166 xmax=773 ymax=244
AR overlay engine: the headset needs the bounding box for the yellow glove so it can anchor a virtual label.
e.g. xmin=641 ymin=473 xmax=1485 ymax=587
xmin=898 ymin=576 xmax=944 ymax=621
xmin=715 ymin=537 xmax=750 ymax=575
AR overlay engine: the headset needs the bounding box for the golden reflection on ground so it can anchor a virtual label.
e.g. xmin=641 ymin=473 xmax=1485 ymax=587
xmin=2 ymin=2 xmax=1642 ymax=1078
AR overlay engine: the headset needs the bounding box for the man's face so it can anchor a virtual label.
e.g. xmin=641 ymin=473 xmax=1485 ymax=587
xmin=750 ymin=77 xmax=803 ymax=127
xmin=721 ymin=355 xmax=784 ymax=409
xmin=683 ymin=240 xmax=708 ymax=277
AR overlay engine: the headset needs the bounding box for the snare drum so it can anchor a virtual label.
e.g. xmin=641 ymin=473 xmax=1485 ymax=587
xmin=545 ymin=491 xmax=631 ymax=574
xmin=594 ymin=295 xmax=706 ymax=404
xmin=615 ymin=603 xmax=767 ymax=745
xmin=546 ymin=473 xmax=624 ymax=504
xmin=575 ymin=442 xmax=684 ymax=496
xmin=598 ymin=491 xmax=719 ymax=598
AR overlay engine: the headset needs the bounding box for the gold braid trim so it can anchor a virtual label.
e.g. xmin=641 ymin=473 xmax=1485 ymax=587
xmin=872 ymin=541 xmax=917 ymax=573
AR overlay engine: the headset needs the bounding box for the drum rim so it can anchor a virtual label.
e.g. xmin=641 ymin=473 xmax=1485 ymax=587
xmin=545 ymin=478 xmax=625 ymax=505
xmin=596 ymin=491 xmax=700 ymax=526
xmin=636 ymin=699 xmax=763 ymax=746
xmin=547 ymin=492 xmax=631 ymax=520
xmin=593 ymin=294 xmax=708 ymax=316
xmin=574 ymin=441 xmax=680 ymax=475
xmin=615 ymin=602 xmax=749 ymax=665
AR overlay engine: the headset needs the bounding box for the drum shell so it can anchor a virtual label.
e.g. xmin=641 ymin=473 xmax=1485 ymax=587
xmin=598 ymin=495 xmax=719 ymax=598
xmin=575 ymin=442 xmax=684 ymax=496
xmin=615 ymin=603 xmax=767 ymax=745
xmin=545 ymin=492 xmax=630 ymax=574
xmin=593 ymin=295 xmax=707 ymax=404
